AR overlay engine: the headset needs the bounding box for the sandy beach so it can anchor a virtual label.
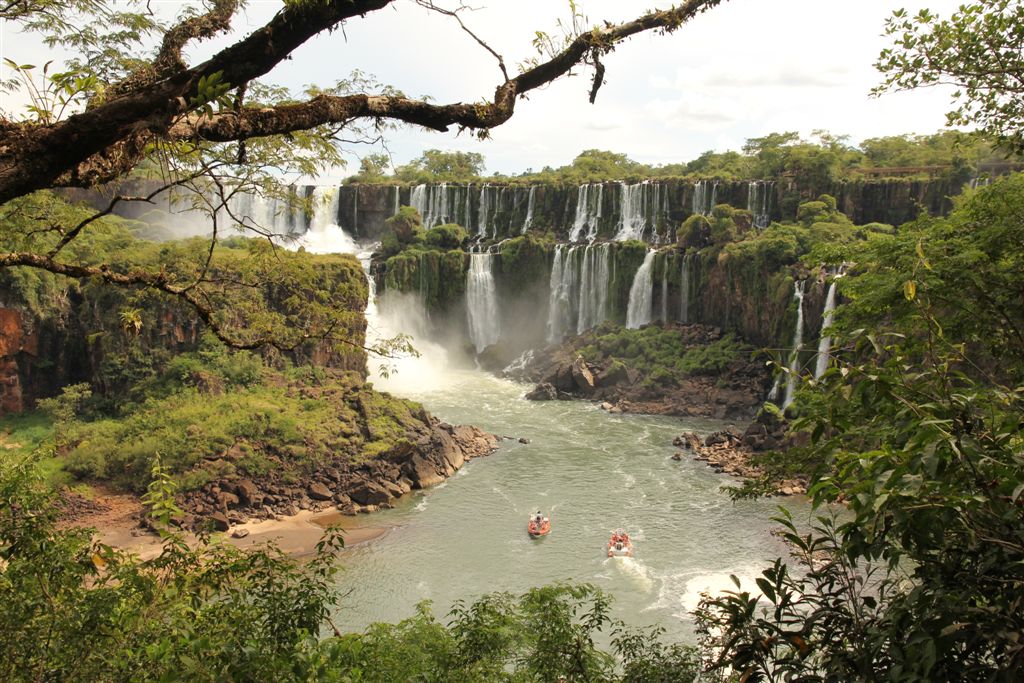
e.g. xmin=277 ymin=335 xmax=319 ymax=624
xmin=61 ymin=489 xmax=389 ymax=561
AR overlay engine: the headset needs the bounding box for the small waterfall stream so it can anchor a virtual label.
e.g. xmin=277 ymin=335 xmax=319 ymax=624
xmin=814 ymin=277 xmax=840 ymax=379
xmin=626 ymin=251 xmax=656 ymax=329
xmin=693 ymin=180 xmax=718 ymax=216
xmin=781 ymin=280 xmax=806 ymax=408
xmin=576 ymin=243 xmax=611 ymax=334
xmin=570 ymin=184 xmax=603 ymax=242
xmin=746 ymin=180 xmax=773 ymax=229
xmin=678 ymin=254 xmax=690 ymax=323
xmin=466 ymin=252 xmax=501 ymax=353
xmin=522 ymin=186 xmax=536 ymax=234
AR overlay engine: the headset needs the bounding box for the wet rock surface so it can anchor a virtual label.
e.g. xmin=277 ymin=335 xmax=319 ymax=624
xmin=176 ymin=419 xmax=498 ymax=530
xmin=514 ymin=322 xmax=769 ymax=421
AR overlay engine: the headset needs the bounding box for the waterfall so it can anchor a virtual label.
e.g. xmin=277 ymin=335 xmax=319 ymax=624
xmin=546 ymin=243 xmax=612 ymax=342
xmin=747 ymin=180 xmax=773 ymax=229
xmin=678 ymin=254 xmax=690 ymax=323
xmin=570 ymin=184 xmax=602 ymax=241
xmin=814 ymin=278 xmax=840 ymax=379
xmin=478 ymin=184 xmax=492 ymax=237
xmin=294 ymin=186 xmax=356 ymax=253
xmin=782 ymin=280 xmax=806 ymax=408
xmin=391 ymin=185 xmax=401 ymax=218
xmin=693 ymin=179 xmax=718 ymax=216
xmin=408 ymin=183 xmax=472 ymax=228
xmin=616 ymin=181 xmax=669 ymax=242
xmin=466 ymin=252 xmax=501 ymax=353
xmin=352 ymin=186 xmax=358 ymax=229
xmin=576 ymin=243 xmax=611 ymax=334
xmin=546 ymin=245 xmax=577 ymax=343
xmin=625 ymin=251 xmax=656 ymax=329
xmin=522 ymin=186 xmax=536 ymax=234
xmin=229 ymin=188 xmax=306 ymax=236
xmin=660 ymin=267 xmax=668 ymax=322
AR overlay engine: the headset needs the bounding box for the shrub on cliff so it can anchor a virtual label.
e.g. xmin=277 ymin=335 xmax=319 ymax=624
xmin=424 ymin=223 xmax=468 ymax=250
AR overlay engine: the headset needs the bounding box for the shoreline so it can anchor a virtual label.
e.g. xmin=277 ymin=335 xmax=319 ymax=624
xmin=61 ymin=490 xmax=391 ymax=560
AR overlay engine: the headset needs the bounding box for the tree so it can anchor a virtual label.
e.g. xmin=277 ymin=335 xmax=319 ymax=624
xmin=352 ymin=153 xmax=391 ymax=182
xmin=0 ymin=0 xmax=724 ymax=350
xmin=697 ymin=176 xmax=1024 ymax=680
xmin=876 ymin=1 xmax=1024 ymax=152
xmin=395 ymin=149 xmax=486 ymax=182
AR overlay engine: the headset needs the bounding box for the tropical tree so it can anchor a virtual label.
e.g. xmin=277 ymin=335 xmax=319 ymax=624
xmin=876 ymin=0 xmax=1024 ymax=152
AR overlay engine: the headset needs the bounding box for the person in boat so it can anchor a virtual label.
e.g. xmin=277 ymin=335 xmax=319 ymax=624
xmin=534 ymin=511 xmax=544 ymax=526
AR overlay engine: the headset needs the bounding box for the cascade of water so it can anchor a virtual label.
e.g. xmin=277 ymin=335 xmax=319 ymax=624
xmin=352 ymin=186 xmax=358 ymax=229
xmin=814 ymin=278 xmax=840 ymax=379
xmin=410 ymin=184 xmax=426 ymax=221
xmin=570 ymin=184 xmax=603 ymax=241
xmin=617 ymin=181 xmax=652 ymax=241
xmin=294 ymin=186 xmax=356 ymax=253
xmin=679 ymin=254 xmax=690 ymax=323
xmin=466 ymin=252 xmax=501 ymax=353
xmin=546 ymin=245 xmax=577 ymax=343
xmin=693 ymin=179 xmax=718 ymax=216
xmin=626 ymin=251 xmax=656 ymax=329
xmin=747 ymin=180 xmax=773 ymax=229
xmin=522 ymin=186 xmax=536 ymax=234
xmin=782 ymin=280 xmax=806 ymax=408
xmin=478 ymin=184 xmax=492 ymax=237
xmin=391 ymin=185 xmax=401 ymax=218
xmin=660 ymin=266 xmax=669 ymax=322
xmin=576 ymin=243 xmax=611 ymax=334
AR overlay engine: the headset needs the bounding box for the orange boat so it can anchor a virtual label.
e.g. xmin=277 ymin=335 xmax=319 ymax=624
xmin=527 ymin=512 xmax=551 ymax=537
xmin=607 ymin=528 xmax=633 ymax=557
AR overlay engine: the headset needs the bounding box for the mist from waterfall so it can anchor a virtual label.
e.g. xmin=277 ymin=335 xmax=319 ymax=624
xmin=293 ymin=186 xmax=358 ymax=253
xmin=782 ymin=280 xmax=806 ymax=408
xmin=814 ymin=278 xmax=839 ymax=380
xmin=546 ymin=245 xmax=575 ymax=343
xmin=626 ymin=251 xmax=656 ymax=329
xmin=466 ymin=252 xmax=501 ymax=353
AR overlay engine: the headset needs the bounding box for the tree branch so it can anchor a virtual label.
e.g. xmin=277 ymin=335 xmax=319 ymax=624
xmin=0 ymin=0 xmax=722 ymax=204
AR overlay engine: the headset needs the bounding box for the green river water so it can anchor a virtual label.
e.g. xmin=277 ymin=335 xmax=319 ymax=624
xmin=331 ymin=367 xmax=807 ymax=643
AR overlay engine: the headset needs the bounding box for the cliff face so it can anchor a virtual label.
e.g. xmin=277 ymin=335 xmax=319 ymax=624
xmin=0 ymin=249 xmax=368 ymax=415
xmin=340 ymin=176 xmax=959 ymax=243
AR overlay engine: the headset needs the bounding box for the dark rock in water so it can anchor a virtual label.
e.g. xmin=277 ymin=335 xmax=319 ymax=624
xmin=518 ymin=437 xmax=530 ymax=444
xmin=671 ymin=452 xmax=682 ymax=461
xmin=525 ymin=382 xmax=558 ymax=401
xmin=308 ymin=482 xmax=334 ymax=501
xmin=210 ymin=512 xmax=230 ymax=532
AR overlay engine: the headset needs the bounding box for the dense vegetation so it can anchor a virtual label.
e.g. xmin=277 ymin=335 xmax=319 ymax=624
xmin=695 ymin=174 xmax=1024 ymax=680
xmin=347 ymin=130 xmax=1019 ymax=187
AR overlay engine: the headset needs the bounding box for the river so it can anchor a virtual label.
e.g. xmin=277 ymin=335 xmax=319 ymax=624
xmin=331 ymin=366 xmax=803 ymax=643
xmin=294 ymin=225 xmax=806 ymax=643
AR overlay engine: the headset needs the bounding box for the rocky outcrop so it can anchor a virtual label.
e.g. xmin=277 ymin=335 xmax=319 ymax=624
xmin=518 ymin=323 xmax=769 ymax=421
xmin=674 ymin=429 xmax=806 ymax=496
xmin=176 ymin=420 xmax=498 ymax=529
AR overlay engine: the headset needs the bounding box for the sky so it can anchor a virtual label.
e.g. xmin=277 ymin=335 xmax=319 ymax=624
xmin=1 ymin=0 xmax=968 ymax=180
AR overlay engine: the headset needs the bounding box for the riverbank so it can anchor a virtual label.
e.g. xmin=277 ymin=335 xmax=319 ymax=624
xmin=59 ymin=487 xmax=391 ymax=560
